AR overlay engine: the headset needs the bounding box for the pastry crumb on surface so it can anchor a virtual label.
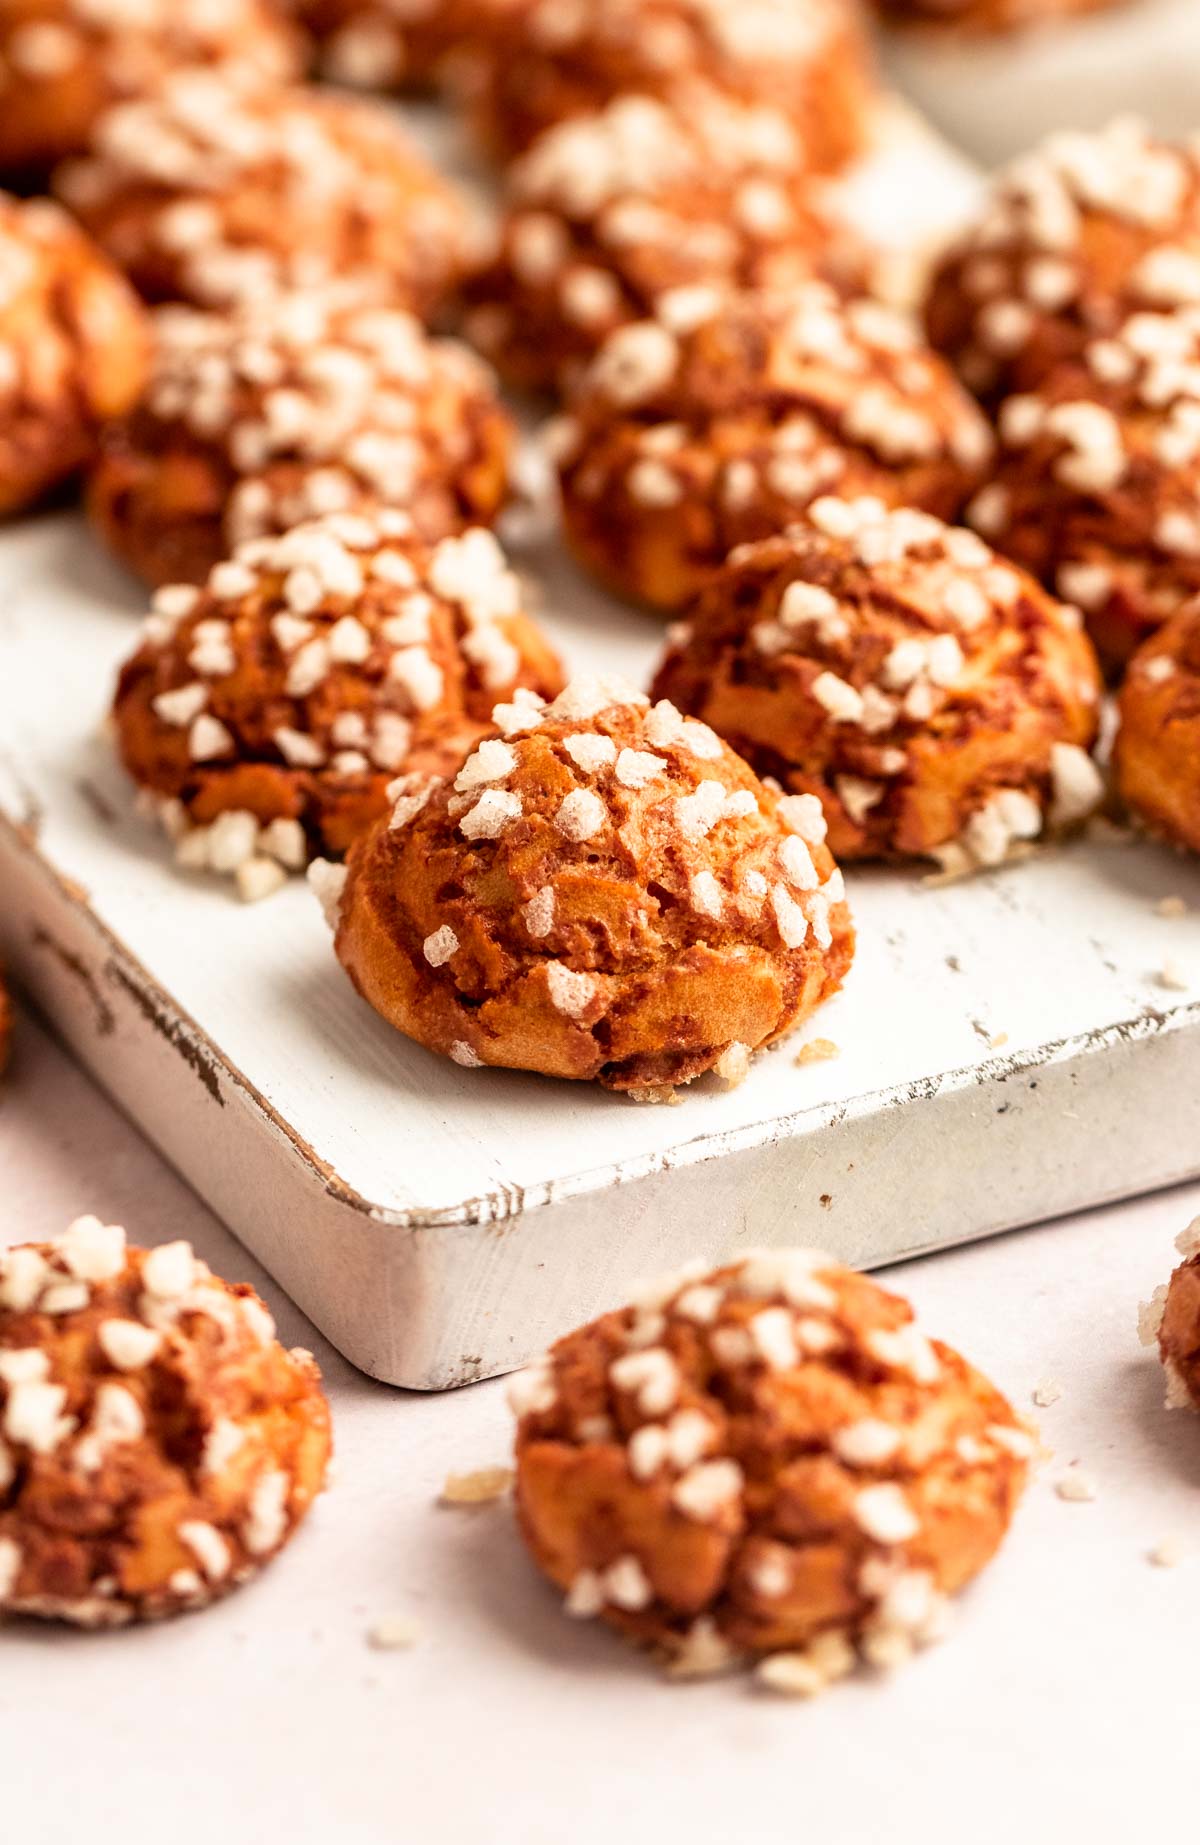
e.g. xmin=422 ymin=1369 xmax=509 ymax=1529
xmin=1054 ymin=1467 xmax=1098 ymax=1503
xmin=0 ymin=1218 xmax=332 ymax=1628
xmin=441 ymin=1466 xmax=515 ymax=1505
xmin=1032 ymin=1378 xmax=1063 ymax=1409
xmin=367 ymin=1613 xmax=421 ymax=1650
xmin=795 ymin=1038 xmax=840 ymax=1066
xmin=508 ymin=1248 xmax=1030 ymax=1688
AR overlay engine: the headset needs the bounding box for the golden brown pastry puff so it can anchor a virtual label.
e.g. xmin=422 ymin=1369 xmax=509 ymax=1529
xmin=56 ymin=71 xmax=467 ymax=317
xmin=0 ymin=191 xmax=148 ymax=515
xmin=509 ymin=1247 xmax=1032 ymax=1684
xmin=0 ymin=1217 xmax=332 ymax=1626
xmin=926 ymin=118 xmax=1200 ymax=405
xmin=651 ymin=497 xmax=1104 ymax=865
xmin=0 ymin=0 xmax=302 ymax=185
xmin=326 ymin=674 xmax=854 ymax=1094
xmin=967 ymin=306 xmax=1200 ymax=673
xmin=113 ymin=515 xmax=563 ymax=886
xmin=89 ymin=291 xmax=514 ymax=589
xmin=469 ymin=0 xmax=876 ymax=169
xmin=1115 ymin=604 xmax=1200 ymax=854
xmin=555 ymin=283 xmax=993 ymax=613
xmin=462 ymin=92 xmax=865 ymax=398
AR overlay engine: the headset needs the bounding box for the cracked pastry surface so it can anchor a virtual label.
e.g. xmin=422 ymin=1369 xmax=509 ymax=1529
xmin=926 ymin=118 xmax=1200 ymax=404
xmin=113 ymin=515 xmax=563 ymax=879
xmin=967 ymin=305 xmax=1200 ymax=673
xmin=55 ymin=69 xmax=467 ymax=316
xmin=88 ymin=291 xmax=513 ymax=588
xmin=651 ymin=497 xmax=1104 ymax=865
xmin=328 ymin=674 xmax=854 ymax=1093
xmin=295 ymin=0 xmax=520 ymax=91
xmin=555 ymin=283 xmax=993 ymax=613
xmin=0 ymin=0 xmax=302 ymax=184
xmin=0 ymin=1217 xmax=331 ymax=1627
xmin=0 ymin=191 xmax=148 ymax=517
xmin=1115 ymin=603 xmax=1200 ymax=854
xmin=468 ymin=0 xmax=876 ymax=168
xmin=509 ymin=1247 xmax=1031 ymax=1682
xmin=462 ymin=93 xmax=865 ymax=398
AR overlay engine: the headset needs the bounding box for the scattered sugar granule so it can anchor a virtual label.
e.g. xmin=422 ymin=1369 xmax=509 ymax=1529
xmin=756 ymin=1630 xmax=856 ymax=1700
xmin=795 ymin=1039 xmax=840 ymax=1067
xmin=662 ymin=1617 xmax=742 ymax=1682
xmin=755 ymin=1652 xmax=827 ymax=1700
xmin=1177 ymin=1216 xmax=1200 ymax=1260
xmin=1159 ymin=960 xmax=1189 ymax=992
xmin=1138 ymin=1285 xmax=1169 ymax=1347
xmin=1032 ymin=1378 xmax=1063 ymax=1409
xmin=440 ymin=1467 xmax=514 ymax=1506
xmin=1055 ymin=1467 xmax=1097 ymax=1503
xmin=714 ymin=1042 xmax=751 ymax=1088
xmin=367 ymin=1615 xmax=420 ymax=1651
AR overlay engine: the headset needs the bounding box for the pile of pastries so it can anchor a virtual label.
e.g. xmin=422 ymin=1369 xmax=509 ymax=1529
xmin=0 ymin=0 xmax=1186 ymax=1097
xmin=0 ymin=0 xmax=1198 ymax=1682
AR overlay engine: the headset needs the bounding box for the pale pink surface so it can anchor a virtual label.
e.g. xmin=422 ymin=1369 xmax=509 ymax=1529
xmin=2 ymin=998 xmax=1200 ymax=1845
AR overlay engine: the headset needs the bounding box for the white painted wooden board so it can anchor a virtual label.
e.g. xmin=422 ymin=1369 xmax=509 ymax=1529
xmin=3 ymin=504 xmax=1200 ymax=1388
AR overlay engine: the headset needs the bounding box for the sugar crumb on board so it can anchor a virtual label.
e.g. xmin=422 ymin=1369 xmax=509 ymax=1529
xmin=1055 ymin=1467 xmax=1098 ymax=1504
xmin=795 ymin=1038 xmax=840 ymax=1067
xmin=440 ymin=1467 xmax=514 ymax=1506
xmin=367 ymin=1614 xmax=421 ymax=1651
